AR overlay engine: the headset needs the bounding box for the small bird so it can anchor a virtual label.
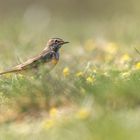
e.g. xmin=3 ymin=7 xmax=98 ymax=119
xmin=0 ymin=38 xmax=69 ymax=75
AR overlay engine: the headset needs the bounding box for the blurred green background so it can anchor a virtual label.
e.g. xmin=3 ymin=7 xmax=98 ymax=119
xmin=0 ymin=0 xmax=140 ymax=42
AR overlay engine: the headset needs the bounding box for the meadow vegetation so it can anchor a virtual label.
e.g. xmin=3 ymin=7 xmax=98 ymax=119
xmin=0 ymin=2 xmax=140 ymax=139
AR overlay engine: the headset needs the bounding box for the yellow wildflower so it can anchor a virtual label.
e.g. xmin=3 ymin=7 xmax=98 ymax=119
xmin=76 ymin=108 xmax=90 ymax=120
xmin=120 ymin=54 xmax=131 ymax=63
xmin=105 ymin=42 xmax=118 ymax=54
xmin=30 ymin=76 xmax=35 ymax=80
xmin=63 ymin=67 xmax=70 ymax=76
xmin=43 ymin=119 xmax=55 ymax=130
xmin=120 ymin=71 xmax=130 ymax=79
xmin=135 ymin=62 xmax=140 ymax=70
xmin=86 ymin=76 xmax=95 ymax=84
xmin=76 ymin=72 xmax=84 ymax=77
xmin=49 ymin=107 xmax=58 ymax=118
xmin=103 ymin=72 xmax=110 ymax=77
xmin=92 ymin=69 xmax=97 ymax=73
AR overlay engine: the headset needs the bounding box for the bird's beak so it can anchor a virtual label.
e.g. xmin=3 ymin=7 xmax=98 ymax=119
xmin=60 ymin=41 xmax=69 ymax=45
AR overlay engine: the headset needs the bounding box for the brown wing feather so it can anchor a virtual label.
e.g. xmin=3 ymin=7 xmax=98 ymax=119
xmin=14 ymin=54 xmax=42 ymax=70
xmin=14 ymin=48 xmax=53 ymax=69
xmin=0 ymin=49 xmax=52 ymax=75
xmin=0 ymin=55 xmax=42 ymax=75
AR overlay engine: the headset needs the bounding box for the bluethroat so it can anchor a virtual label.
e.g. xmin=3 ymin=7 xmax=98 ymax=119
xmin=0 ymin=38 xmax=69 ymax=75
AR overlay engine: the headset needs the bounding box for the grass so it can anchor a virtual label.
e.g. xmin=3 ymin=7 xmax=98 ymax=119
xmin=0 ymin=17 xmax=140 ymax=140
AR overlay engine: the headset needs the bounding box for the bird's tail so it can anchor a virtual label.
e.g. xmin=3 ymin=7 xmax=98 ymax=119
xmin=0 ymin=69 xmax=21 ymax=75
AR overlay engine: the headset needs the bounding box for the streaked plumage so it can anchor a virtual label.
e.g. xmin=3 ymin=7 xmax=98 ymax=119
xmin=0 ymin=38 xmax=69 ymax=75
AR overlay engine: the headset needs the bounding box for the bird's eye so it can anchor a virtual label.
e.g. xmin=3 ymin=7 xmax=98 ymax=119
xmin=55 ymin=40 xmax=58 ymax=43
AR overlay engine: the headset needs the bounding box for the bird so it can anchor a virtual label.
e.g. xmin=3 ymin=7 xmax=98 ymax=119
xmin=0 ymin=38 xmax=69 ymax=75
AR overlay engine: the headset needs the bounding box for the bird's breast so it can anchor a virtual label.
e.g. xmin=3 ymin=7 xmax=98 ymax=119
xmin=51 ymin=59 xmax=58 ymax=65
xmin=44 ymin=52 xmax=59 ymax=66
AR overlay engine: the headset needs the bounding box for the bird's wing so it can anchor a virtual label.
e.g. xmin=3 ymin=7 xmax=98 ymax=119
xmin=0 ymin=50 xmax=55 ymax=75
xmin=0 ymin=55 xmax=43 ymax=75
xmin=14 ymin=55 xmax=42 ymax=70
xmin=14 ymin=50 xmax=52 ymax=70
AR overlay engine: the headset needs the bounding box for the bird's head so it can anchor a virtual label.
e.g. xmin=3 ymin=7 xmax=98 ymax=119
xmin=46 ymin=38 xmax=69 ymax=52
